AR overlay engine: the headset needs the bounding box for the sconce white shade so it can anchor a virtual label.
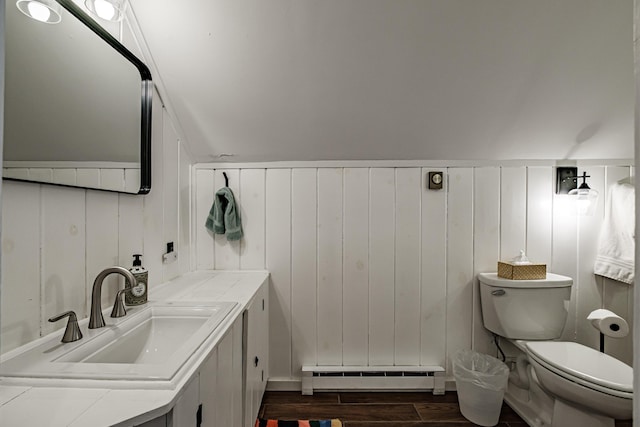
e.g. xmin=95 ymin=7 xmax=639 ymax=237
xmin=569 ymin=183 xmax=599 ymax=216
xmin=85 ymin=0 xmax=126 ymax=22
xmin=16 ymin=0 xmax=62 ymax=24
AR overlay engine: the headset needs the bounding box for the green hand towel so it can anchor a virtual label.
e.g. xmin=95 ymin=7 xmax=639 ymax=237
xmin=205 ymin=187 xmax=243 ymax=241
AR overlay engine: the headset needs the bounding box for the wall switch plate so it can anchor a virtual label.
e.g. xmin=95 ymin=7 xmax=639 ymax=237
xmin=428 ymin=171 xmax=443 ymax=190
xmin=162 ymin=251 xmax=178 ymax=264
xmin=162 ymin=241 xmax=177 ymax=264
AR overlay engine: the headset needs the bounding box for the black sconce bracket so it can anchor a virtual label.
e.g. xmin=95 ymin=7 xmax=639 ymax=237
xmin=556 ymin=166 xmax=578 ymax=194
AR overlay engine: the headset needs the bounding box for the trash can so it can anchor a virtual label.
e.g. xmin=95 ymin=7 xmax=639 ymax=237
xmin=452 ymin=349 xmax=510 ymax=426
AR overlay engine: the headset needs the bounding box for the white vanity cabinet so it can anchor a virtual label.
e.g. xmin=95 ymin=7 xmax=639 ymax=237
xmin=141 ymin=317 xmax=245 ymax=427
xmin=144 ymin=276 xmax=269 ymax=427
xmin=243 ymin=280 xmax=269 ymax=427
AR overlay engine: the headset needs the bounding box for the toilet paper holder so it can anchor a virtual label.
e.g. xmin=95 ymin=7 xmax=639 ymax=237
xmin=587 ymin=309 xmax=629 ymax=353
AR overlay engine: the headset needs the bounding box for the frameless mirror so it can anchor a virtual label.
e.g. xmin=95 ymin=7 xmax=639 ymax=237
xmin=3 ymin=0 xmax=152 ymax=194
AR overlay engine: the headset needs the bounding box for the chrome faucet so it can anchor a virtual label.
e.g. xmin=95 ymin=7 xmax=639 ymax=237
xmin=89 ymin=266 xmax=137 ymax=329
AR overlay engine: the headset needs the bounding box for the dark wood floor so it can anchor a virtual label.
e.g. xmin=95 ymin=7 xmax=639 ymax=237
xmin=258 ymin=391 xmax=528 ymax=426
xmin=259 ymin=391 xmax=633 ymax=426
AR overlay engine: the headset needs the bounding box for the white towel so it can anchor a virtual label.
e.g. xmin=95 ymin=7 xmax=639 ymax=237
xmin=593 ymin=181 xmax=635 ymax=284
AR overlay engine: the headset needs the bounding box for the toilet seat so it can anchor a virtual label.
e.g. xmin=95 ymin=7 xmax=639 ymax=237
xmin=525 ymin=341 xmax=633 ymax=399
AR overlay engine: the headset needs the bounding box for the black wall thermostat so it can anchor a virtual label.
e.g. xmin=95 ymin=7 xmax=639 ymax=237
xmin=428 ymin=171 xmax=443 ymax=190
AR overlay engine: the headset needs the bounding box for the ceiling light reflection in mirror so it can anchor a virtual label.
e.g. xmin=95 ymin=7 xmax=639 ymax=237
xmin=85 ymin=0 xmax=125 ymax=22
xmin=16 ymin=0 xmax=61 ymax=23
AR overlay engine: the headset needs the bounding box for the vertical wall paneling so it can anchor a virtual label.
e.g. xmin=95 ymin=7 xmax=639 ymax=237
xmin=265 ymin=169 xmax=292 ymax=378
xmin=420 ymin=168 xmax=447 ymax=366
xmin=500 ymin=167 xmax=527 ymax=260
xmin=118 ymin=195 xmax=144 ymax=278
xmin=552 ymin=183 xmax=579 ymax=341
xmin=316 ymin=169 xmax=343 ymax=365
xmin=526 ymin=167 xmax=553 ymax=266
xmin=1 ymin=182 xmax=41 ymax=352
xmin=446 ymin=168 xmax=474 ymax=371
xmin=239 ymin=169 xmax=266 ymax=270
xmin=214 ymin=169 xmax=241 ymax=269
xmin=85 ymin=191 xmax=120 ymax=311
xmin=394 ymin=168 xmax=421 ymax=365
xmin=290 ymin=168 xmax=318 ymax=374
xmin=162 ymin=109 xmax=181 ymax=281
xmin=368 ymin=168 xmax=396 ymax=365
xmin=42 ymin=187 xmax=86 ymax=335
xmin=179 ymin=143 xmax=192 ymax=274
xmin=575 ymin=167 xmax=606 ymax=351
xmin=195 ymin=169 xmax=215 ymax=270
xmin=601 ymin=166 xmax=633 ymax=364
xmin=472 ymin=167 xmax=501 ymax=355
xmin=189 ymin=161 xmax=635 ymax=378
xmin=0 ymin=159 xmax=614 ymax=379
xmin=342 ymin=168 xmax=370 ymax=366
xmin=143 ymin=96 xmax=165 ymax=288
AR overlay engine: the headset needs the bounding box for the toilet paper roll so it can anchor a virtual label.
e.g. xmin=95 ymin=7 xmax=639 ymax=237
xmin=587 ymin=309 xmax=629 ymax=338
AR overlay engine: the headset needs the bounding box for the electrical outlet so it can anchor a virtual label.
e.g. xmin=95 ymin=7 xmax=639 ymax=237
xmin=162 ymin=242 xmax=177 ymax=264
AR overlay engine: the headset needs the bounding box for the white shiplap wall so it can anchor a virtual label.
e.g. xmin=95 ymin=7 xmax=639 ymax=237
xmin=0 ymin=101 xmax=192 ymax=354
xmin=194 ymin=163 xmax=634 ymax=382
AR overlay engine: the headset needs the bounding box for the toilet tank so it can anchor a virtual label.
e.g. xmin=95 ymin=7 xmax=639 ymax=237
xmin=478 ymin=272 xmax=573 ymax=340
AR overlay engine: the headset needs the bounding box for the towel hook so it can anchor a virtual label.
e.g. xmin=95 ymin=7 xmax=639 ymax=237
xmin=223 ymin=172 xmax=229 ymax=187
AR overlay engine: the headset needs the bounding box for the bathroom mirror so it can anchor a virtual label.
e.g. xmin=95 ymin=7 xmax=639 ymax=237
xmin=3 ymin=0 xmax=152 ymax=194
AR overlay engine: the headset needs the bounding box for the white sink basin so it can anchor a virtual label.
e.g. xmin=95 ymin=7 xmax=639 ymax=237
xmin=0 ymin=301 xmax=237 ymax=388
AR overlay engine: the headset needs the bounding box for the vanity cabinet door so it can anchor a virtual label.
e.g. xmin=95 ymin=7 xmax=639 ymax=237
xmin=172 ymin=375 xmax=200 ymax=426
xmin=199 ymin=347 xmax=218 ymax=427
xmin=244 ymin=280 xmax=269 ymax=427
xmin=200 ymin=317 xmax=244 ymax=427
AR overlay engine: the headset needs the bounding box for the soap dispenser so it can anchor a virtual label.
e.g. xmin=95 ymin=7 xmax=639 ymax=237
xmin=125 ymin=254 xmax=148 ymax=306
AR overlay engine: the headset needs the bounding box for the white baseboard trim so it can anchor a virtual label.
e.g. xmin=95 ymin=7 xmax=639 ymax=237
xmin=266 ymin=376 xmax=458 ymax=393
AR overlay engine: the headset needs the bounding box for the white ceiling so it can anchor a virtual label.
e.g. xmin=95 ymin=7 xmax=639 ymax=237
xmin=129 ymin=0 xmax=633 ymax=163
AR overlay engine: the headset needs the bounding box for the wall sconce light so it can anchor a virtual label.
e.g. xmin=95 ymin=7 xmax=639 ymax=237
xmin=16 ymin=0 xmax=62 ymax=24
xmin=556 ymin=166 xmax=599 ymax=215
xmin=84 ymin=0 xmax=126 ymax=22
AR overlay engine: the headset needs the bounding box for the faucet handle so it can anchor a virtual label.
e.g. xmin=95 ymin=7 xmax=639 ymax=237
xmin=48 ymin=311 xmax=83 ymax=343
xmin=110 ymin=289 xmax=128 ymax=318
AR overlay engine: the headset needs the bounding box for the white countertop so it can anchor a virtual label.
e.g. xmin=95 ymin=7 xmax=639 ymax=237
xmin=0 ymin=270 xmax=269 ymax=427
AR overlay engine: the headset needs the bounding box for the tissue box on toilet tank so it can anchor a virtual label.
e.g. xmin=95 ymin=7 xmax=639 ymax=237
xmin=497 ymin=262 xmax=546 ymax=280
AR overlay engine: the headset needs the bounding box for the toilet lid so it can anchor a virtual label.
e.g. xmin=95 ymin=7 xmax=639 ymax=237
xmin=525 ymin=341 xmax=632 ymax=394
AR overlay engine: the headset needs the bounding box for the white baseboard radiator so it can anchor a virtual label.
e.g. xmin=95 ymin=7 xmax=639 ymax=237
xmin=301 ymin=365 xmax=445 ymax=396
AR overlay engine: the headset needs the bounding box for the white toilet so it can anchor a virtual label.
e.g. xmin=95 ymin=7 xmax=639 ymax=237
xmin=478 ymin=272 xmax=633 ymax=427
